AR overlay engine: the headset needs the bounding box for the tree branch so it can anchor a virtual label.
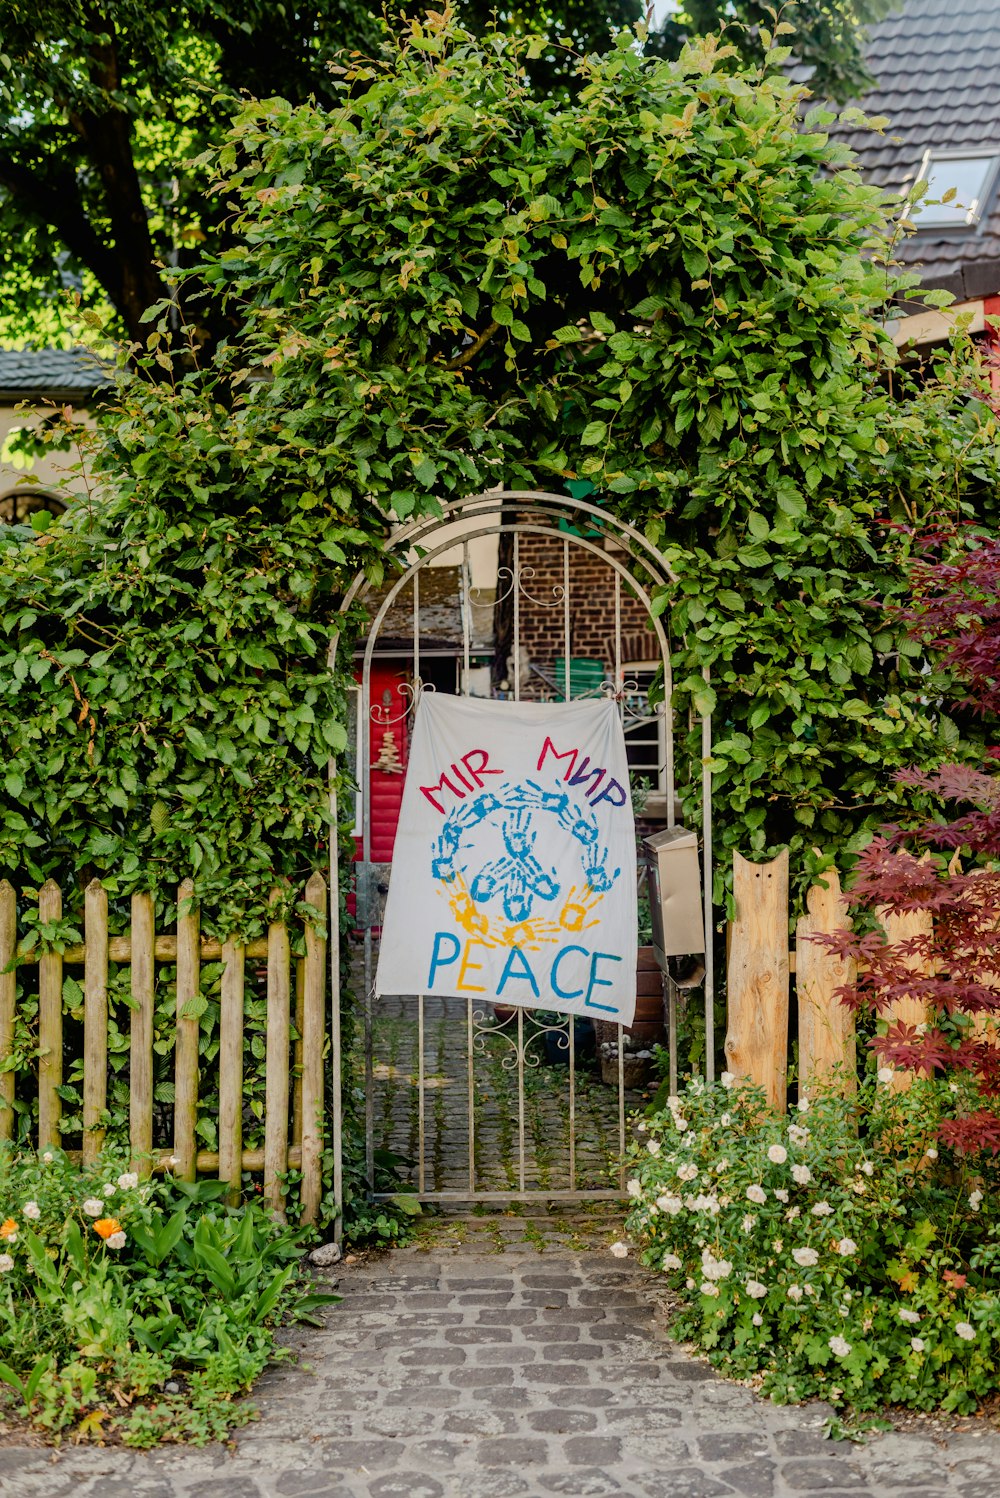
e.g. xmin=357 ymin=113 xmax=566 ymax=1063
xmin=445 ymin=321 xmax=500 ymax=370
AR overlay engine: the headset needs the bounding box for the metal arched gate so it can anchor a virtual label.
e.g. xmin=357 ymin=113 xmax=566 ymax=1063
xmin=328 ymin=491 xmax=714 ymax=1221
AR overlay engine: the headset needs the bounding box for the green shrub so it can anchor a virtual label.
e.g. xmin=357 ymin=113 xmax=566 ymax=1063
xmin=0 ymin=1147 xmax=338 ymax=1444
xmin=625 ymin=1073 xmax=1000 ymax=1413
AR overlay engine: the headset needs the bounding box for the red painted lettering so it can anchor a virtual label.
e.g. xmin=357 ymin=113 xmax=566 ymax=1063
xmin=420 ymin=774 xmax=466 ymax=813
xmin=537 ymin=737 xmax=578 ymax=778
xmin=462 ymin=749 xmax=502 ymax=788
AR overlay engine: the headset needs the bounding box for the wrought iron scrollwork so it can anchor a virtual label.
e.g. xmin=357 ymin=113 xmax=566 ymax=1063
xmin=369 ymin=679 xmax=436 ymax=728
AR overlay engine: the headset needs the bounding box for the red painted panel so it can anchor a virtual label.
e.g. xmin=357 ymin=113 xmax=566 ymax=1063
xmin=356 ymin=663 xmax=411 ymax=866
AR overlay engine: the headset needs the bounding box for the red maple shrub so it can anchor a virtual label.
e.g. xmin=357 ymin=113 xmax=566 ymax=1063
xmin=819 ymin=533 xmax=1000 ymax=1154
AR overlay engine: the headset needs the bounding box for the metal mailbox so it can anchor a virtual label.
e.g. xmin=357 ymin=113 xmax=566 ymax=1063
xmin=644 ymin=825 xmax=705 ymax=966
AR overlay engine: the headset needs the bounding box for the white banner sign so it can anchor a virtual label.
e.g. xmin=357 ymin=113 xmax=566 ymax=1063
xmin=375 ymin=696 xmax=638 ymax=1023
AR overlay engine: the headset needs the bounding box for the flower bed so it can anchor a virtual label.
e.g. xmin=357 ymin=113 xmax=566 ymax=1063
xmin=625 ymin=1073 xmax=1000 ymax=1413
xmin=0 ymin=1147 xmax=337 ymax=1444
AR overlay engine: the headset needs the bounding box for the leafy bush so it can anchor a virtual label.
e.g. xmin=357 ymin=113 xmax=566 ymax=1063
xmin=625 ymin=1074 xmax=1000 ymax=1413
xmin=0 ymin=1148 xmax=337 ymax=1444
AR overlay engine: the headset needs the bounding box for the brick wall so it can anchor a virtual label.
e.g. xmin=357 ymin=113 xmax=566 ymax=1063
xmin=507 ymin=533 xmax=659 ymax=698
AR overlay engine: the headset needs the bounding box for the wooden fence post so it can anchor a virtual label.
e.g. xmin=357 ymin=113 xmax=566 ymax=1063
xmin=129 ymin=893 xmax=155 ymax=1177
xmin=82 ymin=880 xmax=109 ymax=1164
xmin=796 ymin=866 xmax=856 ymax=1100
xmin=37 ymin=879 xmax=63 ymax=1150
xmin=0 ymin=882 xmax=15 ymax=1142
xmin=300 ymin=873 xmax=327 ymax=1226
xmin=264 ymin=886 xmax=291 ymax=1221
xmin=174 ymin=879 xmax=200 ymax=1181
xmin=726 ymin=850 xmax=789 ymax=1111
xmin=218 ymin=937 xmax=246 ymax=1207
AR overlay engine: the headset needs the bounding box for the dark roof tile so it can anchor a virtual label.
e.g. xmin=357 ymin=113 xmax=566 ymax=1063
xmin=0 ymin=348 xmax=110 ymax=398
xmin=824 ymin=0 xmax=1000 ymax=292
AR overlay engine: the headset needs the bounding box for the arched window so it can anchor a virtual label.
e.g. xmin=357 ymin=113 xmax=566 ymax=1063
xmin=0 ymin=488 xmax=67 ymax=525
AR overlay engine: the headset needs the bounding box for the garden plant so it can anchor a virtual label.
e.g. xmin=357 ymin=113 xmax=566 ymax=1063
xmin=0 ymin=1145 xmax=337 ymax=1443
xmin=625 ymin=1072 xmax=1000 ymax=1415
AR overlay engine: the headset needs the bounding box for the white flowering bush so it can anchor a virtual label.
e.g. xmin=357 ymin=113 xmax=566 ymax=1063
xmin=625 ymin=1073 xmax=1000 ymax=1413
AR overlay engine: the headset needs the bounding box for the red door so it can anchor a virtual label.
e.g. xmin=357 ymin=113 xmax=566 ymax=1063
xmin=356 ymin=662 xmax=411 ymax=866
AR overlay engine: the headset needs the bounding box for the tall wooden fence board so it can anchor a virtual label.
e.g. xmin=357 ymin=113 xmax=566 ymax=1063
xmin=796 ymin=866 xmax=856 ymax=1100
xmin=725 ymin=850 xmax=790 ymax=1111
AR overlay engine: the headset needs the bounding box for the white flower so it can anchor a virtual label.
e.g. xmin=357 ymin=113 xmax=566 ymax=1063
xmin=828 ymin=1335 xmax=851 ymax=1359
xmin=714 ymin=1159 xmax=729 ymax=1174
xmin=796 ymin=1097 xmax=809 ymax=1113
xmin=107 ymin=1231 xmax=126 ymax=1250
xmin=772 ymin=1238 xmax=783 ymax=1253
xmin=746 ymin=1185 xmax=767 ymax=1205
xmin=22 ymin=1202 xmax=40 ymax=1221
xmin=700 ymin=1281 xmax=720 ymax=1297
xmin=792 ymin=1246 xmax=819 ymax=1268
xmin=752 ymin=1312 xmax=763 ymax=1326
xmin=609 ymin=1242 xmax=629 ymax=1259
xmin=773 ymin=1188 xmax=789 ymax=1203
xmin=877 ymin=1066 xmax=895 ymax=1086
xmin=956 ymin=1322 xmax=976 ymax=1342
xmin=691 ymin=1193 xmax=720 ymax=1216
xmin=677 ymin=1163 xmax=699 ymax=1182
xmin=701 ymin=1250 xmax=733 ymax=1281
xmin=627 ymin=1178 xmax=642 ymax=1199
xmin=656 ymin=1194 xmax=683 ymax=1216
xmin=811 ymin=1201 xmax=834 ymax=1217
xmin=674 ymin=1117 xmax=689 ymax=1132
xmin=82 ymin=1198 xmax=103 ymax=1217
xmin=860 ymin=1161 xmax=874 ymax=1176
xmin=787 ymin=1284 xmax=803 ymax=1302
xmin=924 ymin=1148 xmax=938 ymax=1161
xmin=100 ymin=1183 xmax=114 ymax=1196
xmin=721 ymin=1072 xmax=735 ymax=1089
xmin=791 ymin=1165 xmax=812 ymax=1186
xmin=788 ymin=1124 xmax=810 ymax=1145
xmin=720 ymin=1113 xmax=732 ymax=1127
xmin=662 ymin=1253 xmax=683 ymax=1271
xmin=767 ymin=1145 xmax=788 ymax=1165
xmin=41 ymin=1152 xmax=53 ymax=1164
xmin=785 ymin=1206 xmax=801 ymax=1222
xmin=636 ymin=1121 xmax=648 ymax=1133
xmin=741 ymin=1213 xmax=755 ymax=1233
xmin=910 ymin=1337 xmax=925 ymax=1353
xmin=852 ymin=1180 xmax=868 ymax=1196
xmin=0 ymin=1254 xmax=12 ymax=1273
xmin=685 ymin=1278 xmax=696 ymax=1290
xmin=837 ymin=1238 xmax=857 ymax=1256
xmin=117 ymin=1173 xmax=139 ymax=1191
xmin=746 ymin=1280 xmax=767 ymax=1299
xmin=899 ymin=1308 xmax=921 ymax=1324
xmin=969 ymin=1190 xmax=984 ymax=1211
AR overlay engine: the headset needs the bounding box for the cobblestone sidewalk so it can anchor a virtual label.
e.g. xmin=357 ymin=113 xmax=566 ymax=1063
xmin=4 ymin=1214 xmax=1000 ymax=1498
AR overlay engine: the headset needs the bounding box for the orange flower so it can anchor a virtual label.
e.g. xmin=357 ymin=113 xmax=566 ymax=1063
xmin=0 ymin=1218 xmax=16 ymax=1239
xmin=93 ymin=1217 xmax=122 ymax=1240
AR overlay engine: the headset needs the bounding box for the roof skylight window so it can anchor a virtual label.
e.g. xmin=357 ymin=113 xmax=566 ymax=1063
xmin=909 ymin=149 xmax=1000 ymax=229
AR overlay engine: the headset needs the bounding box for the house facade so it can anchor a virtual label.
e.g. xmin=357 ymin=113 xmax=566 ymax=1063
xmin=830 ymin=0 xmax=1000 ymax=353
xmin=0 ymin=348 xmax=106 ymax=522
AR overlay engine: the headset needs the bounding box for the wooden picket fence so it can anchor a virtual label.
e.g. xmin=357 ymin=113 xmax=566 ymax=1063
xmin=0 ymin=873 xmax=327 ymax=1224
xmin=723 ymin=848 xmax=962 ymax=1110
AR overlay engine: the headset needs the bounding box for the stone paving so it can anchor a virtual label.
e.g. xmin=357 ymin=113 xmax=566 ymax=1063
xmin=5 ymin=1212 xmax=1000 ymax=1498
xmin=369 ymin=994 xmax=642 ymax=1194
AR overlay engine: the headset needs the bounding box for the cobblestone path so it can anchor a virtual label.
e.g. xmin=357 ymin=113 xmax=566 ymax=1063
xmin=368 ymin=995 xmax=644 ymax=1194
xmin=5 ymin=1212 xmax=1000 ymax=1498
